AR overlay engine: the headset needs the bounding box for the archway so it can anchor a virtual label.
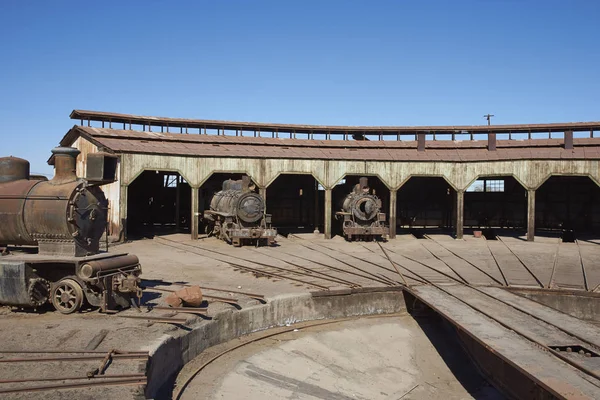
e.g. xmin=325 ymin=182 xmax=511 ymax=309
xmin=266 ymin=174 xmax=324 ymax=236
xmin=127 ymin=170 xmax=191 ymax=238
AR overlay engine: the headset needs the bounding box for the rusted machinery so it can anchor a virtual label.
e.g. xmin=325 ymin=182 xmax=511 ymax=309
xmin=204 ymin=176 xmax=276 ymax=246
xmin=0 ymin=147 xmax=142 ymax=314
xmin=336 ymin=177 xmax=389 ymax=241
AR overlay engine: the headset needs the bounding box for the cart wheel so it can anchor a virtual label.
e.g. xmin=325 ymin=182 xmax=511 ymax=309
xmin=51 ymin=279 xmax=84 ymax=314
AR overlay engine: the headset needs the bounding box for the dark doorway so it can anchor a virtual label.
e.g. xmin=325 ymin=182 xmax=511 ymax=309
xmin=397 ymin=177 xmax=455 ymax=235
xmin=536 ymin=176 xmax=600 ymax=238
xmin=127 ymin=171 xmax=191 ymax=238
xmin=331 ymin=175 xmax=390 ymax=238
xmin=464 ymin=176 xmax=527 ymax=232
xmin=266 ymin=174 xmax=324 ymax=236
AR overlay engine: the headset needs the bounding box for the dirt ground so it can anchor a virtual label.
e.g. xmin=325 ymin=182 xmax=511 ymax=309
xmin=1 ymin=232 xmax=598 ymax=398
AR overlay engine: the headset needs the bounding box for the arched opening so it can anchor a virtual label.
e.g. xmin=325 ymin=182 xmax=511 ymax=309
xmin=331 ymin=175 xmax=390 ymax=239
xmin=396 ymin=177 xmax=455 ymax=237
xmin=266 ymin=174 xmax=323 ymax=236
xmin=199 ymin=173 xmax=258 ymax=236
xmin=535 ymin=176 xmax=600 ymax=240
xmin=127 ymin=170 xmax=191 ymax=238
xmin=464 ymin=176 xmax=527 ymax=237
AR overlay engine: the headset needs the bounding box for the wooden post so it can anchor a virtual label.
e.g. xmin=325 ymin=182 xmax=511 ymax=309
xmin=191 ymin=187 xmax=199 ymax=240
xmin=527 ymin=189 xmax=535 ymax=241
xmin=175 ymin=176 xmax=181 ymax=232
xmin=324 ymin=188 xmax=332 ymax=239
xmin=417 ymin=133 xmax=425 ymax=152
xmin=389 ymin=189 xmax=397 ymax=239
xmin=488 ymin=133 xmax=497 ymax=151
xmin=119 ymin=184 xmax=128 ymax=241
xmin=564 ymin=130 xmax=573 ymax=149
xmin=456 ymin=190 xmax=464 ymax=239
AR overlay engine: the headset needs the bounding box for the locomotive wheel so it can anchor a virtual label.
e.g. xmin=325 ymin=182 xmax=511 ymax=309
xmin=51 ymin=279 xmax=84 ymax=314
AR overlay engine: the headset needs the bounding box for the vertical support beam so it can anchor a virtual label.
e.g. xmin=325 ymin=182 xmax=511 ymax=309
xmin=259 ymin=186 xmax=267 ymax=211
xmin=527 ymin=189 xmax=535 ymax=241
xmin=175 ymin=176 xmax=181 ymax=232
xmin=488 ymin=133 xmax=497 ymax=151
xmin=389 ymin=189 xmax=397 ymax=239
xmin=564 ymin=130 xmax=573 ymax=149
xmin=324 ymin=188 xmax=332 ymax=239
xmin=417 ymin=133 xmax=425 ymax=151
xmin=456 ymin=190 xmax=464 ymax=239
xmin=191 ymin=187 xmax=199 ymax=240
xmin=119 ymin=184 xmax=128 ymax=241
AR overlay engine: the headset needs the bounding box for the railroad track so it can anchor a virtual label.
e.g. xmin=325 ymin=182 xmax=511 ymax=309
xmin=373 ymin=242 xmax=600 ymax=386
xmin=0 ymin=349 xmax=148 ymax=395
xmin=155 ymin=237 xmax=346 ymax=290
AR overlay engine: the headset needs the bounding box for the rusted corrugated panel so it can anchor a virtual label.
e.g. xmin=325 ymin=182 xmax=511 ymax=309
xmin=70 ymin=109 xmax=600 ymax=135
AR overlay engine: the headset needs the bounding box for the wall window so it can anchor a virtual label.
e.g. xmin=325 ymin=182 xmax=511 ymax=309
xmin=467 ymin=179 xmax=504 ymax=192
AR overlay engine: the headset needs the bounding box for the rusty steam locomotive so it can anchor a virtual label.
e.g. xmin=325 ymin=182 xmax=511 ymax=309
xmin=0 ymin=147 xmax=142 ymax=314
xmin=204 ymin=175 xmax=277 ymax=246
xmin=336 ymin=177 xmax=389 ymax=241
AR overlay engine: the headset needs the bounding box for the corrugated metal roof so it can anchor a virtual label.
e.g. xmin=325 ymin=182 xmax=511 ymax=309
xmin=58 ymin=125 xmax=600 ymax=163
xmin=70 ymin=109 xmax=600 ymax=135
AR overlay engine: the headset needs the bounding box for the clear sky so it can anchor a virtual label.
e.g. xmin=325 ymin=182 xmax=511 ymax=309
xmin=1 ymin=1 xmax=599 ymax=175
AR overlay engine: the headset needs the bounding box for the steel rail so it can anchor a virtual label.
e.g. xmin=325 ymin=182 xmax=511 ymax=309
xmin=416 ymin=241 xmax=469 ymax=284
xmin=496 ymin=236 xmax=544 ymax=288
xmin=116 ymin=314 xmax=189 ymax=324
xmin=248 ymin=247 xmax=362 ymax=288
xmin=173 ymin=313 xmax=405 ymax=400
xmin=0 ymin=353 xmax=147 ymax=363
xmin=575 ymin=240 xmax=590 ymax=291
xmin=548 ymin=240 xmax=561 ymax=289
xmin=157 ymin=238 xmax=342 ymax=289
xmin=150 ymin=306 xmax=208 ymax=313
xmin=290 ymin=241 xmax=397 ymax=286
xmin=376 ymin=242 xmax=409 ymax=287
xmin=162 ymin=237 xmax=351 ymax=287
xmin=354 ymin=243 xmax=430 ymax=285
xmin=382 ymin=245 xmax=468 ymax=284
xmin=267 ymin=242 xmax=395 ymax=286
xmin=372 ymin=245 xmax=600 ymax=386
xmin=483 ymin=237 xmax=510 ymax=286
xmin=0 ymin=350 xmax=146 ymax=355
xmin=147 ymin=286 xmax=239 ymax=304
xmin=0 ymin=377 xmax=147 ymax=394
xmin=155 ymin=239 xmax=330 ymax=290
xmin=0 ymin=373 xmax=146 ymax=384
xmin=422 ymin=236 xmax=505 ymax=286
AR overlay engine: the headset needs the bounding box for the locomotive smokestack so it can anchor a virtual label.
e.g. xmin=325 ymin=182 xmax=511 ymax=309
xmin=50 ymin=147 xmax=80 ymax=183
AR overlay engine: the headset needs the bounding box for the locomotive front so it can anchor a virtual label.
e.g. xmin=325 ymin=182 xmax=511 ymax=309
xmin=336 ymin=177 xmax=389 ymax=241
xmin=204 ymin=175 xmax=277 ymax=246
xmin=0 ymin=147 xmax=142 ymax=314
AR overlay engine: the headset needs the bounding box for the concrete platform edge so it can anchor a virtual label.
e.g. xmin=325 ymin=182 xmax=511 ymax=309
xmin=144 ymin=290 xmax=406 ymax=398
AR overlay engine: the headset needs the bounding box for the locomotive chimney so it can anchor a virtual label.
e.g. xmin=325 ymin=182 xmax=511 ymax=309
xmin=241 ymin=175 xmax=252 ymax=192
xmin=50 ymin=147 xmax=80 ymax=183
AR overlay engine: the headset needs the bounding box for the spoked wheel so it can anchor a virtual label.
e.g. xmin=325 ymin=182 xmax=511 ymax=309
xmin=51 ymin=279 xmax=84 ymax=314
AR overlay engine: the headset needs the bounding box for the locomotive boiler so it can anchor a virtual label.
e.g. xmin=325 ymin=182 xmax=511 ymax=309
xmin=204 ymin=175 xmax=276 ymax=246
xmin=0 ymin=147 xmax=142 ymax=314
xmin=336 ymin=177 xmax=389 ymax=241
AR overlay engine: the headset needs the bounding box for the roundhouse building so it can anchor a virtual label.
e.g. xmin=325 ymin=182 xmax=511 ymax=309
xmin=58 ymin=110 xmax=600 ymax=242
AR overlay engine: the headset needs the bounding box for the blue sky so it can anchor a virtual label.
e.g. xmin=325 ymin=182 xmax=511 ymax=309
xmin=1 ymin=1 xmax=599 ymax=174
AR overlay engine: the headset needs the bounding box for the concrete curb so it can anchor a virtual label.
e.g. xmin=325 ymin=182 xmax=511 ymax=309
xmin=144 ymin=289 xmax=406 ymax=398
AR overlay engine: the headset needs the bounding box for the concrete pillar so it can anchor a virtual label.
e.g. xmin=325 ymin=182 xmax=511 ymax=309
xmin=527 ymin=189 xmax=535 ymax=241
xmin=324 ymin=188 xmax=332 ymax=239
xmin=456 ymin=190 xmax=464 ymax=239
xmin=389 ymin=189 xmax=397 ymax=238
xmin=191 ymin=187 xmax=199 ymax=240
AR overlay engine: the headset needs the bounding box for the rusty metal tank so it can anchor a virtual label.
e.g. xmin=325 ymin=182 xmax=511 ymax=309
xmin=0 ymin=147 xmax=108 ymax=256
xmin=341 ymin=177 xmax=383 ymax=222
